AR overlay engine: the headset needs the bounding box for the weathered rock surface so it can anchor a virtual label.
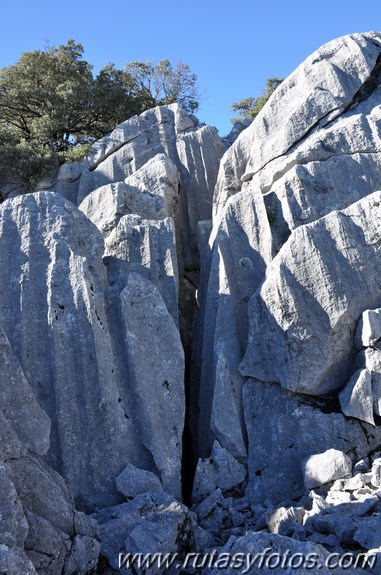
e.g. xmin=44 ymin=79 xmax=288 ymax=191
xmin=243 ymin=379 xmax=381 ymax=505
xmin=302 ymin=449 xmax=353 ymax=489
xmin=207 ymin=531 xmax=367 ymax=575
xmin=115 ymin=464 xmax=163 ymax=499
xmin=196 ymin=187 xmax=273 ymax=458
xmin=0 ymin=192 xmax=131 ymax=509
xmin=78 ymin=154 xmax=180 ymax=236
xmin=0 ymin=191 xmax=184 ymax=509
xmin=339 ymin=368 xmax=375 ymax=425
xmin=192 ymin=441 xmax=247 ymax=502
xmin=356 ymin=308 xmax=381 ymax=348
xmin=194 ymin=32 xmax=381 ymax=467
xmin=214 ymin=32 xmax=381 ymax=222
xmin=94 ymin=492 xmax=193 ymax=573
xmin=0 ymin=327 xmax=51 ymax=456
xmin=53 ymin=104 xmax=223 ymax=271
xmin=351 ymin=338 xmax=381 ymax=419
xmin=5 ymin=30 xmax=381 ymax=574
xmin=104 ymin=215 xmax=179 ymax=324
xmin=117 ymin=272 xmax=184 ymax=498
xmin=0 ymin=406 xmax=100 ymax=575
xmin=240 ymin=192 xmax=381 ymax=395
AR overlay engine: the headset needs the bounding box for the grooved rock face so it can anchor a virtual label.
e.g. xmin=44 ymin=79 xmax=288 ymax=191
xmin=240 ymin=192 xmax=381 ymax=395
xmin=214 ymin=32 xmax=381 ymax=222
xmin=195 ymin=31 xmax=381 ymax=458
xmin=78 ymin=154 xmax=180 ymax=236
xmin=105 ymin=215 xmax=179 ymax=324
xmin=54 ymin=103 xmax=223 ymax=270
xmin=243 ymin=379 xmax=381 ymax=505
xmin=0 ymin=192 xmax=132 ymax=508
xmin=0 ymin=191 xmax=184 ymax=509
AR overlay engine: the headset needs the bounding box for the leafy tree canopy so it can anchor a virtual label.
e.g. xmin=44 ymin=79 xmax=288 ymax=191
xmin=231 ymin=77 xmax=283 ymax=124
xmin=0 ymin=40 xmax=201 ymax=195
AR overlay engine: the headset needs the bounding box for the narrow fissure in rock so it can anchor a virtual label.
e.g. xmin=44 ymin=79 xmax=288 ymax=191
xmin=179 ymin=269 xmax=200 ymax=505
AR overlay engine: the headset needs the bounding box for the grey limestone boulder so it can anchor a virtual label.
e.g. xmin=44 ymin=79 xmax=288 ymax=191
xmin=371 ymin=457 xmax=381 ymax=488
xmin=196 ymin=32 xmax=381 ymax=461
xmin=0 ymin=407 xmax=100 ymax=575
xmin=214 ymin=32 xmax=381 ymax=223
xmin=118 ymin=272 xmax=184 ymax=498
xmin=240 ymin=191 xmax=381 ymax=395
xmin=94 ymin=492 xmax=193 ymax=573
xmin=0 ymin=462 xmax=29 ymax=549
xmin=243 ymin=379 xmax=381 ymax=505
xmin=302 ymin=449 xmax=352 ymax=489
xmin=78 ymin=154 xmax=180 ymax=236
xmin=339 ymin=369 xmax=375 ymax=426
xmin=196 ymin=187 xmax=273 ymax=459
xmin=265 ymin=506 xmax=305 ymax=536
xmin=207 ymin=531 xmax=367 ymax=575
xmin=192 ymin=440 xmax=246 ymax=502
xmin=353 ymin=345 xmax=381 ymax=416
xmin=0 ymin=191 xmax=134 ymax=509
xmin=356 ymin=308 xmax=381 ymax=349
xmin=0 ymin=327 xmax=51 ymax=457
xmin=115 ymin=463 xmax=163 ymax=499
xmin=0 ymin=545 xmax=38 ymax=575
xmin=105 ymin=215 xmax=179 ymax=324
xmin=0 ymin=191 xmax=185 ymax=511
xmin=53 ymin=104 xmax=223 ymax=272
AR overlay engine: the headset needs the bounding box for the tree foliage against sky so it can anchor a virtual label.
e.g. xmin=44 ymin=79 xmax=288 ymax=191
xmin=231 ymin=77 xmax=283 ymax=124
xmin=0 ymin=40 xmax=200 ymax=194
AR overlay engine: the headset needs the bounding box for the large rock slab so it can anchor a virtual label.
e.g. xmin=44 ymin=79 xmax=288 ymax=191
xmin=0 ymin=191 xmax=136 ymax=509
xmin=0 ymin=327 xmax=51 ymax=456
xmin=214 ymin=32 xmax=381 ymax=222
xmin=302 ymin=449 xmax=352 ymax=489
xmin=207 ymin=531 xmax=367 ymax=575
xmin=0 ymin=462 xmax=29 ymax=549
xmin=339 ymin=368 xmax=375 ymax=425
xmin=78 ymin=154 xmax=180 ymax=236
xmin=104 ymin=215 xmax=179 ymax=324
xmin=240 ymin=191 xmax=381 ymax=395
xmin=116 ymin=272 xmax=185 ymax=498
xmin=243 ymin=379 xmax=381 ymax=505
xmin=53 ymin=104 xmax=222 ymax=271
xmin=192 ymin=440 xmax=247 ymax=502
xmin=94 ymin=492 xmax=192 ymax=573
xmin=354 ymin=345 xmax=381 ymax=416
xmin=0 ymin=545 xmax=37 ymax=575
xmin=196 ymin=188 xmax=273 ymax=458
xmin=195 ymin=32 xmax=381 ymax=463
xmin=0 ymin=407 xmax=99 ymax=575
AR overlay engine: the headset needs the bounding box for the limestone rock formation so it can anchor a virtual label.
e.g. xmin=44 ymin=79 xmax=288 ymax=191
xmin=52 ymin=103 xmax=223 ymax=270
xmin=240 ymin=192 xmax=381 ymax=395
xmin=78 ymin=154 xmax=180 ymax=236
xmin=0 ymin=191 xmax=185 ymax=510
xmin=4 ymin=31 xmax=381 ymax=574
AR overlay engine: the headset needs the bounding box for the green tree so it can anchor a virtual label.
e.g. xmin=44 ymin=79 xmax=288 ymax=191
xmin=231 ymin=77 xmax=283 ymax=124
xmin=125 ymin=59 xmax=200 ymax=114
xmin=0 ymin=40 xmax=201 ymax=196
xmin=0 ymin=40 xmax=95 ymax=153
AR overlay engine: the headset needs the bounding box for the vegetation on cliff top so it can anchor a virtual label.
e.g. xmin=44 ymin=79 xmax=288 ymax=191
xmin=0 ymin=40 xmax=200 ymax=193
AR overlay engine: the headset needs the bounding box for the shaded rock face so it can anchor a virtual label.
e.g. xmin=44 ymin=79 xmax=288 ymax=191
xmin=195 ymin=31 xmax=381 ymax=487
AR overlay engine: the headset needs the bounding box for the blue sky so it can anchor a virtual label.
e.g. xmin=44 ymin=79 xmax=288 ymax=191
xmin=1 ymin=1 xmax=381 ymax=135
